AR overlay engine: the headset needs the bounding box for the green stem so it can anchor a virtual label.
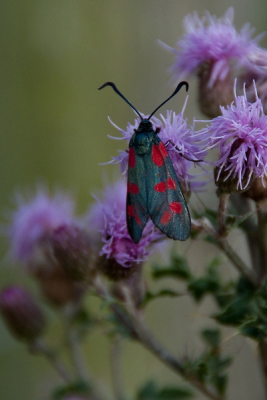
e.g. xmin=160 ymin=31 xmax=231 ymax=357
xmin=193 ymin=217 xmax=257 ymax=286
xmin=111 ymin=337 xmax=125 ymax=400
xmin=121 ymin=285 xmax=224 ymax=400
xmin=256 ymin=208 xmax=267 ymax=282
xmin=29 ymin=338 xmax=71 ymax=383
xmin=62 ymin=306 xmax=89 ymax=382
xmin=218 ymin=193 xmax=230 ymax=236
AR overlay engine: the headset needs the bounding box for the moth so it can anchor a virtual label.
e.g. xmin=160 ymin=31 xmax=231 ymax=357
xmin=99 ymin=81 xmax=191 ymax=244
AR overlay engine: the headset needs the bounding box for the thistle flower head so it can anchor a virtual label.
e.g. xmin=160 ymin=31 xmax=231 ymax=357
xmin=203 ymin=84 xmax=267 ymax=191
xmin=161 ymin=8 xmax=262 ymax=87
xmin=107 ymin=101 xmax=207 ymax=191
xmin=0 ymin=285 xmax=45 ymax=341
xmin=86 ymin=180 xmax=162 ymax=270
xmin=8 ymin=188 xmax=74 ymax=264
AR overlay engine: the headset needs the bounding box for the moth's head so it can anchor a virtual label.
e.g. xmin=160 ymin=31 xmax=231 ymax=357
xmin=137 ymin=119 xmax=153 ymax=132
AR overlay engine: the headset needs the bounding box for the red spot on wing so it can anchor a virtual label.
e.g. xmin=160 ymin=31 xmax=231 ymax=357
xmin=152 ymin=144 xmax=164 ymax=167
xmin=160 ymin=211 xmax=172 ymax=225
xmin=167 ymin=177 xmax=176 ymax=189
xmin=127 ymin=181 xmax=131 ymax=193
xmin=130 ymin=183 xmax=139 ymax=194
xmin=170 ymin=202 xmax=182 ymax=214
xmin=159 ymin=141 xmax=168 ymax=158
xmin=154 ymin=182 xmax=167 ymax=192
xmin=135 ymin=214 xmax=142 ymax=226
xmin=127 ymin=205 xmax=134 ymax=217
xmin=129 ymin=148 xmax=135 ymax=168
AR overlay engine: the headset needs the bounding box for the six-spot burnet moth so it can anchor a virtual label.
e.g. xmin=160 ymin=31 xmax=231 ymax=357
xmin=99 ymin=81 xmax=191 ymax=244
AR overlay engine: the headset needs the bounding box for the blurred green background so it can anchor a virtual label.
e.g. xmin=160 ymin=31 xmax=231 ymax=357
xmin=0 ymin=1 xmax=266 ymax=399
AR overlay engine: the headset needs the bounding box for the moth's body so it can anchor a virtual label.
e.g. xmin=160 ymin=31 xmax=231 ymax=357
xmin=127 ymin=119 xmax=191 ymax=244
xmin=99 ymin=81 xmax=191 ymax=244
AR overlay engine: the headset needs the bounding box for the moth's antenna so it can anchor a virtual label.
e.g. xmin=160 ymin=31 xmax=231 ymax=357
xmin=98 ymin=82 xmax=143 ymax=120
xmin=148 ymin=81 xmax=189 ymax=120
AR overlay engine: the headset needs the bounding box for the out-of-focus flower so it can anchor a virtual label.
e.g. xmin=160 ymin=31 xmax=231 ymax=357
xmin=201 ymin=85 xmax=267 ymax=194
xmin=161 ymin=8 xmax=262 ymax=87
xmin=7 ymin=188 xmax=86 ymax=307
xmin=8 ymin=188 xmax=74 ymax=265
xmin=160 ymin=8 xmax=265 ymax=117
xmin=52 ymin=224 xmax=94 ymax=281
xmin=86 ymin=180 xmax=162 ymax=277
xmin=106 ymin=102 xmax=208 ymax=193
xmin=239 ymin=48 xmax=267 ymax=113
xmin=0 ymin=285 xmax=45 ymax=341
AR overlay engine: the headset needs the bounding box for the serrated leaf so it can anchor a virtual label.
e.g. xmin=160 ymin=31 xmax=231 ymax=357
xmin=188 ymin=276 xmax=220 ymax=301
xmin=137 ymin=380 xmax=157 ymax=400
xmin=214 ymin=295 xmax=251 ymax=326
xmin=211 ymin=374 xmax=228 ymax=396
xmin=142 ymin=289 xmax=181 ymax=307
xmin=206 ymin=257 xmax=223 ymax=271
xmin=157 ymin=387 xmax=193 ymax=399
xmin=52 ymin=381 xmax=91 ymax=400
xmin=239 ymin=318 xmax=267 ymax=341
xmin=202 ymin=329 xmax=221 ymax=348
xmin=152 ymin=255 xmax=191 ymax=281
xmin=228 ymin=209 xmax=256 ymax=231
xmin=136 ymin=381 xmax=193 ymax=400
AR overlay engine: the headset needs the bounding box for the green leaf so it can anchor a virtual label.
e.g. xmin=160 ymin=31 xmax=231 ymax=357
xmin=52 ymin=381 xmax=91 ymax=400
xmin=201 ymin=329 xmax=221 ymax=348
xmin=214 ymin=295 xmax=251 ymax=326
xmin=107 ymin=311 xmax=136 ymax=339
xmin=239 ymin=317 xmax=267 ymax=341
xmin=152 ymin=255 xmax=191 ymax=281
xmin=188 ymin=276 xmax=220 ymax=301
xmin=142 ymin=289 xmax=181 ymax=307
xmin=136 ymin=381 xmax=193 ymax=400
xmin=157 ymin=387 xmax=193 ymax=399
xmin=236 ymin=276 xmax=255 ymax=296
xmin=211 ymin=374 xmax=228 ymax=396
xmin=228 ymin=209 xmax=256 ymax=231
xmin=137 ymin=380 xmax=157 ymax=400
xmin=193 ymin=208 xmax=217 ymax=226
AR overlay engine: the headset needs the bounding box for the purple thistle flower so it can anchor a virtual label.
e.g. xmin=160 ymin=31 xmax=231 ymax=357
xmin=106 ymin=100 xmax=208 ymax=191
xmin=86 ymin=180 xmax=162 ymax=268
xmin=160 ymin=8 xmax=263 ymax=87
xmin=203 ymin=84 xmax=267 ymax=190
xmin=8 ymin=188 xmax=74 ymax=264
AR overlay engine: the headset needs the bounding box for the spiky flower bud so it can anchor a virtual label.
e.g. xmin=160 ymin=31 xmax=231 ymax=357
xmin=242 ymin=176 xmax=267 ymax=202
xmin=197 ymin=63 xmax=235 ymax=118
xmin=52 ymin=224 xmax=93 ymax=281
xmin=34 ymin=263 xmax=85 ymax=308
xmin=97 ymin=255 xmax=138 ymax=281
xmin=0 ymin=285 xmax=45 ymax=341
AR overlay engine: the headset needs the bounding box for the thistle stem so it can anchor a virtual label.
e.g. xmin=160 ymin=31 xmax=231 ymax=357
xmin=62 ymin=305 xmax=89 ymax=382
xmin=192 ymin=217 xmax=257 ymax=286
xmin=111 ymin=337 xmax=125 ymax=400
xmin=29 ymin=338 xmax=71 ymax=383
xmin=256 ymin=207 xmax=267 ymax=282
xmin=93 ymin=276 xmax=223 ymax=400
xmin=121 ymin=285 xmax=223 ymax=400
xmin=218 ymin=193 xmax=230 ymax=236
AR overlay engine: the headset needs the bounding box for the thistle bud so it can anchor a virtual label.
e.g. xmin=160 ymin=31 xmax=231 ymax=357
xmin=34 ymin=263 xmax=86 ymax=308
xmin=242 ymin=176 xmax=267 ymax=202
xmin=214 ymin=165 xmax=253 ymax=196
xmin=0 ymin=285 xmax=45 ymax=341
xmin=198 ymin=62 xmax=235 ymax=118
xmin=51 ymin=224 xmax=94 ymax=281
xmin=97 ymin=255 xmax=137 ymax=281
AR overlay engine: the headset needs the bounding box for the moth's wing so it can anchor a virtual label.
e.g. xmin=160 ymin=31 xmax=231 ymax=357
xmin=146 ymin=140 xmax=191 ymax=240
xmin=127 ymin=147 xmax=149 ymax=244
